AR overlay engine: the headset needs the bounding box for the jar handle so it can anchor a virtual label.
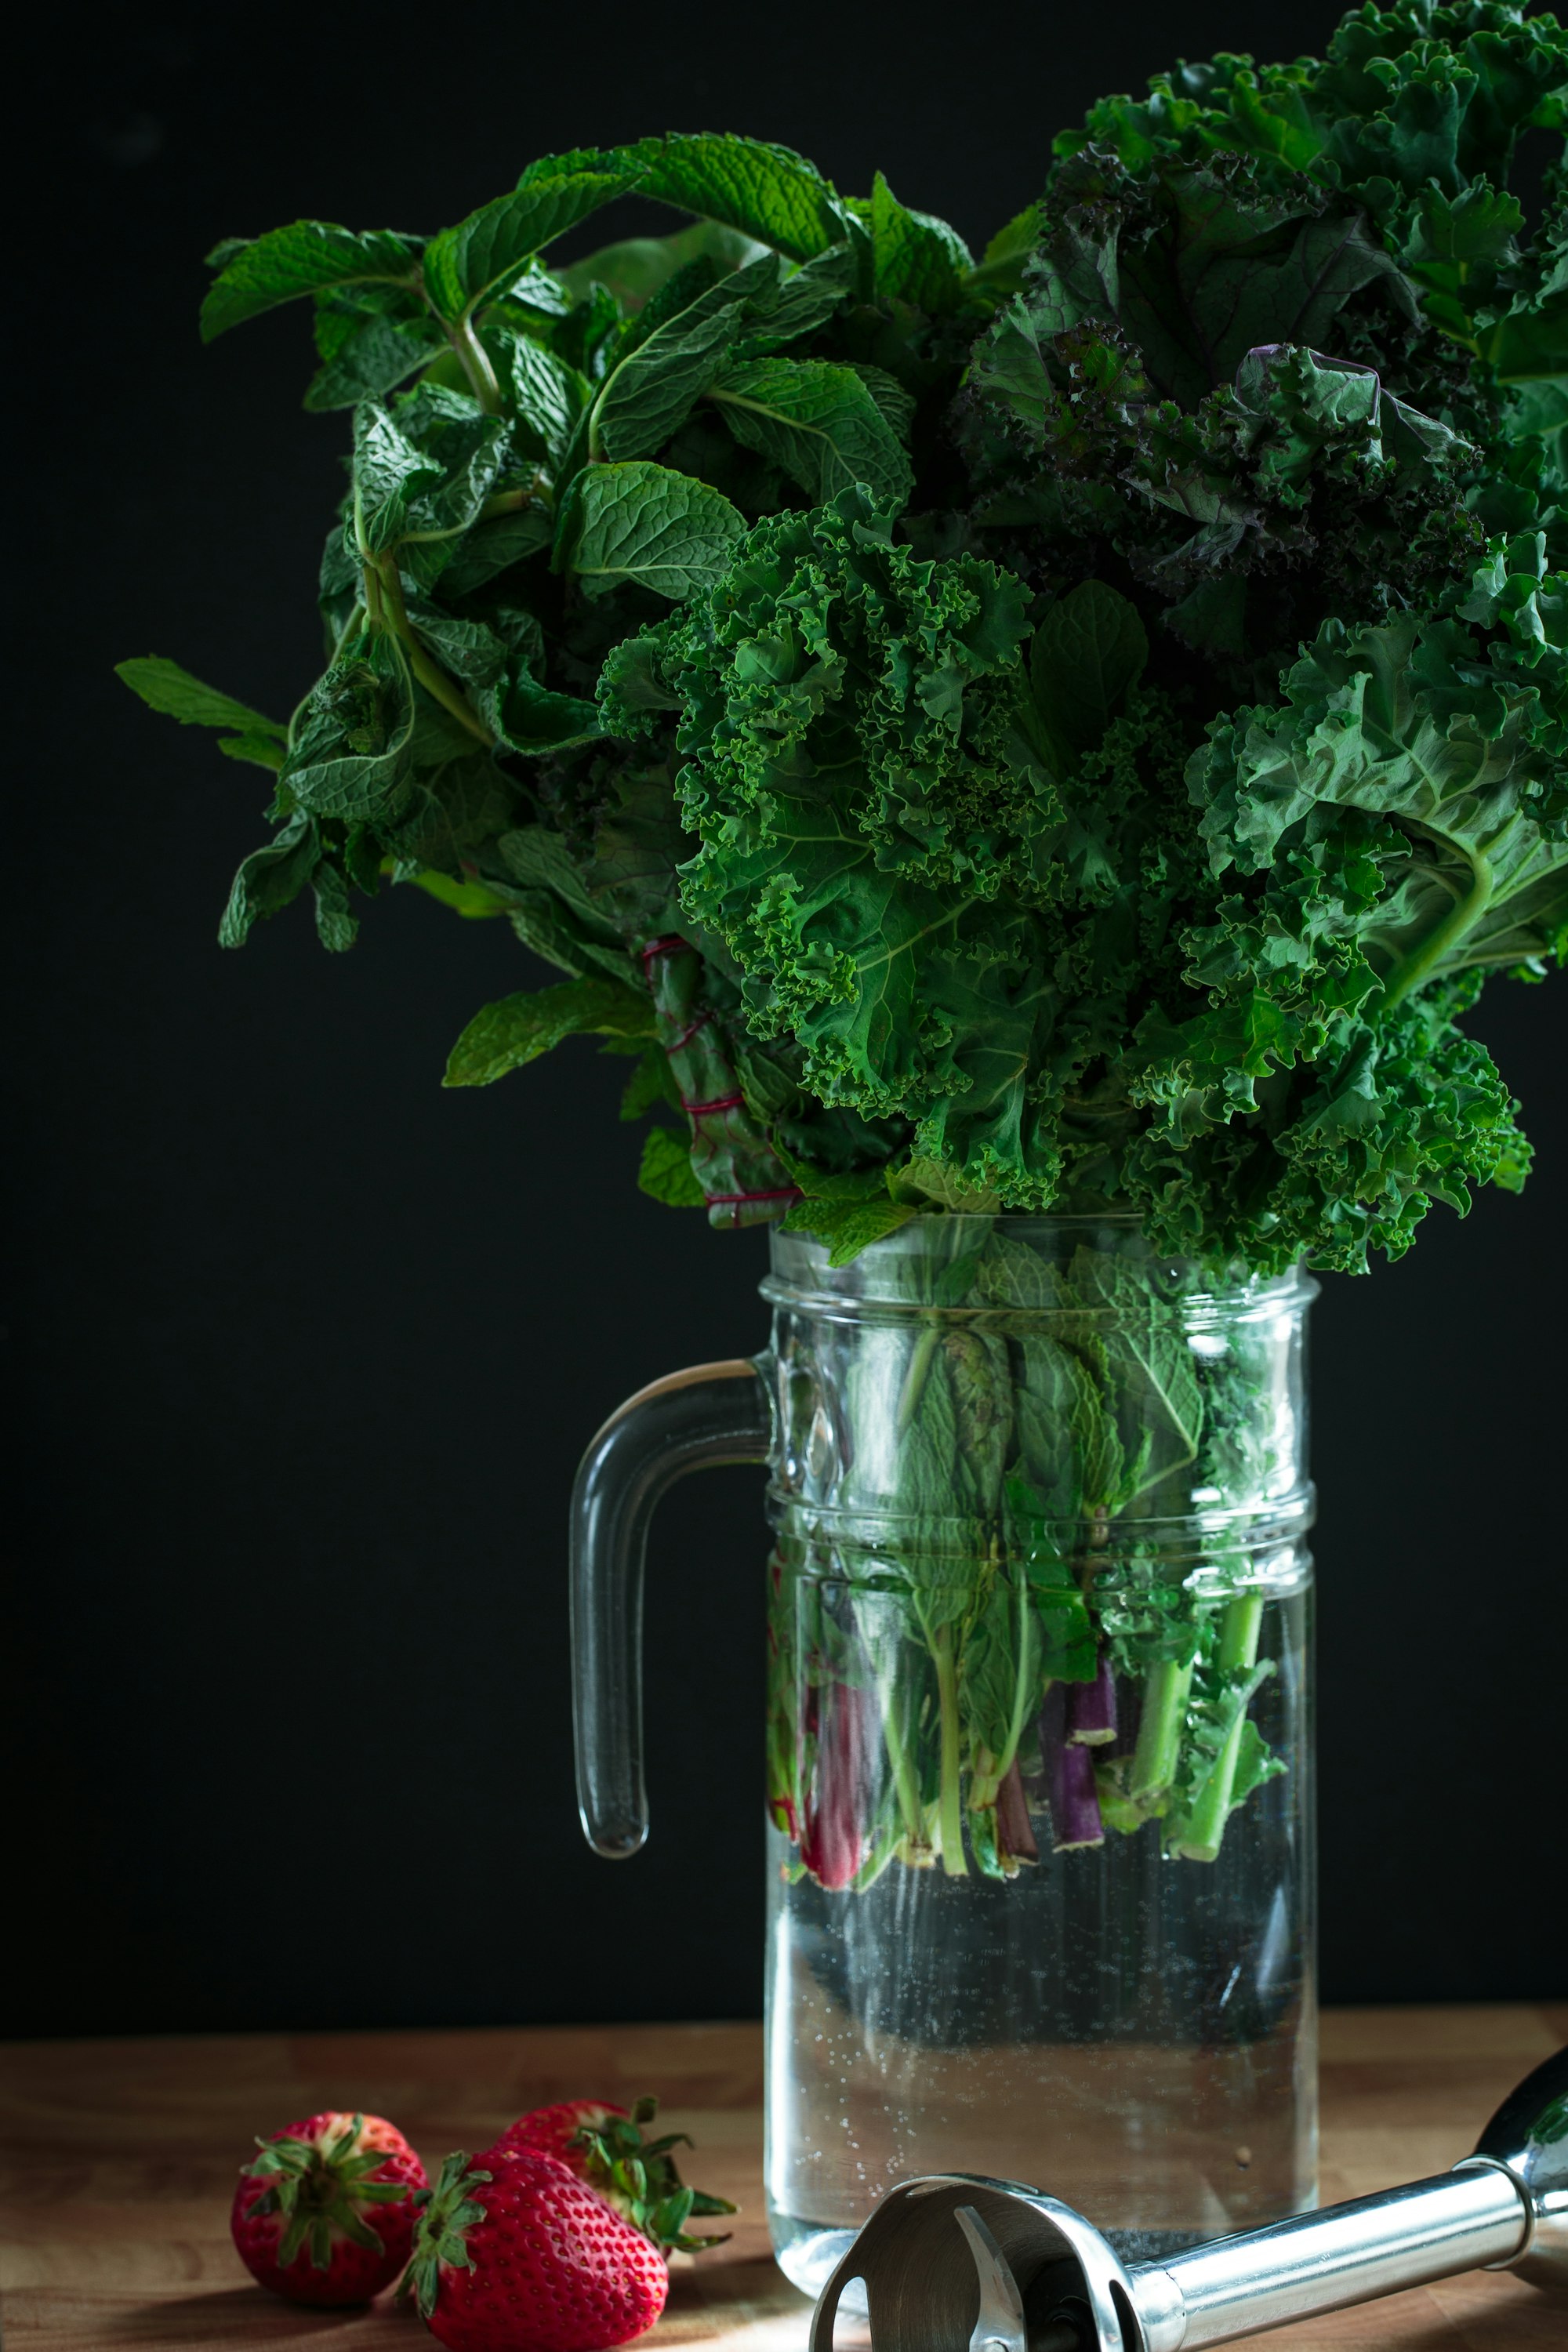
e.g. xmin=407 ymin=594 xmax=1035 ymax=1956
xmin=570 ymin=1356 xmax=775 ymax=1858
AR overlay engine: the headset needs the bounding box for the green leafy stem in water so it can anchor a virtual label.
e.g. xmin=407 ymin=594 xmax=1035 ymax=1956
xmin=768 ymin=1233 xmax=1294 ymax=1888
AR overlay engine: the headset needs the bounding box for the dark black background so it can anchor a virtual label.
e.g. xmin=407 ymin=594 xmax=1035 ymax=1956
xmin=7 ymin=0 xmax=1563 ymax=2040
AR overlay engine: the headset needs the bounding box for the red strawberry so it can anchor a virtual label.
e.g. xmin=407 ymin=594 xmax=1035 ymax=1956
xmin=404 ymin=2147 xmax=669 ymax=2352
xmin=230 ymin=2109 xmax=426 ymax=2305
xmin=477 ymin=2093 xmax=734 ymax=2252
xmin=487 ymin=2099 xmax=630 ymax=2173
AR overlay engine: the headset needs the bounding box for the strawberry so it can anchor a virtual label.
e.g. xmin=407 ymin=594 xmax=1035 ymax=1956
xmin=485 ymin=2099 xmax=629 ymax=2173
xmin=404 ymin=2147 xmax=670 ymax=2352
xmin=478 ymin=2093 xmax=735 ymax=2252
xmin=230 ymin=2108 xmax=426 ymax=2305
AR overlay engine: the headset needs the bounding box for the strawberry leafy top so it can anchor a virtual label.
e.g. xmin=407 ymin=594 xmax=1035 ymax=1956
xmin=241 ymin=2112 xmax=414 ymax=2274
xmin=565 ymin=2094 xmax=735 ymax=2252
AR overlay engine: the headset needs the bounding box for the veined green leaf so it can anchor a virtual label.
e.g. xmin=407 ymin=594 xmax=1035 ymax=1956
xmin=437 ymin=506 xmax=553 ymax=595
xmin=746 ymin=241 xmax=858 ymax=347
xmin=201 ymin=223 xmax=423 ymax=341
xmin=353 ymin=387 xmax=512 ymax=557
xmin=219 ymin=814 xmax=321 ymax=947
xmin=559 ymin=219 xmax=769 ymax=310
xmin=479 ymin=671 xmax=603 ymax=753
xmin=310 ymin=857 xmax=359 ymax=952
xmin=216 ymin=732 xmax=288 ymax=772
xmin=593 ymin=255 xmax=779 ymax=463
xmin=620 ymin=1044 xmax=683 ymax=1120
xmin=616 ymin=132 xmax=851 ymax=260
xmin=117 ymin=656 xmax=288 ymax=742
xmin=495 ymin=332 xmax=589 ymax=466
xmin=781 ymin=1194 xmax=918 ymax=1264
xmin=305 ymin=303 xmax=443 ymax=412
xmin=281 ymin=641 xmax=419 ymax=823
xmin=1195 ymin=543 xmax=1568 ymax=996
xmin=423 ymin=165 xmax=633 ymax=321
xmin=708 ymin=358 xmax=913 ymax=507
xmin=637 ymin=1126 xmax=706 ymax=1206
xmin=444 ymin=975 xmax=655 ymax=1086
xmin=554 ymin=461 xmax=744 ymax=599
xmin=868 ymin=171 xmax=973 ymax=311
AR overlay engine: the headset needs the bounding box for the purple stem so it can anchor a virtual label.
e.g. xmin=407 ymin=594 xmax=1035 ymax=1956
xmin=996 ymin=1759 xmax=1039 ymax=1865
xmin=1040 ymin=1686 xmax=1105 ymax=1852
xmin=1066 ymin=1656 xmax=1119 ymax=1747
xmin=1051 ymin=1741 xmax=1105 ymax=1852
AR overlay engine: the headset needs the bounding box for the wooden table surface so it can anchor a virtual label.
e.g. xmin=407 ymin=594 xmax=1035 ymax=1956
xmin=2 ymin=2006 xmax=1565 ymax=2350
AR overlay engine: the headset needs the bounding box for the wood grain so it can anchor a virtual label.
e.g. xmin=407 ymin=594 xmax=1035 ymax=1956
xmin=2 ymin=2009 xmax=1563 ymax=2350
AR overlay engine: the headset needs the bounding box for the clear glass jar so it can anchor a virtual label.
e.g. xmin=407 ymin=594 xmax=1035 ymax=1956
xmin=570 ymin=1215 xmax=1316 ymax=2296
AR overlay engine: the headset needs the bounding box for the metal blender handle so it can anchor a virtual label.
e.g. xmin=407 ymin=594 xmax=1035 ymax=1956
xmin=569 ymin=1357 xmax=773 ymax=1860
xmin=809 ymin=2043 xmax=1568 ymax=2351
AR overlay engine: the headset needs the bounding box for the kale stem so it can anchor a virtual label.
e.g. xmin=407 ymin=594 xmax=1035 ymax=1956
xmin=931 ymin=1627 xmax=968 ymax=1876
xmin=1381 ymin=844 xmax=1496 ymax=1009
xmin=448 ymin=313 xmax=503 ymax=414
xmin=1169 ymin=1592 xmax=1265 ymax=1864
xmin=1129 ymin=1655 xmax=1193 ymax=1802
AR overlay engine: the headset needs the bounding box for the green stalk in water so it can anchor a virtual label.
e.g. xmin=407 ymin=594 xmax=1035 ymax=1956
xmin=1167 ymin=1591 xmax=1266 ymax=1863
xmin=929 ymin=1624 xmax=968 ymax=1876
xmin=1130 ymin=1654 xmax=1195 ymax=1805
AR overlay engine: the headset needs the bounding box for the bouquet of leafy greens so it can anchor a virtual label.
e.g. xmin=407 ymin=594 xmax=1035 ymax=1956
xmin=122 ymin=1 xmax=1568 ymax=1877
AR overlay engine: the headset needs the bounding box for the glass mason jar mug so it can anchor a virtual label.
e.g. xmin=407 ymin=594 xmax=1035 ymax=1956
xmin=571 ymin=1217 xmax=1316 ymax=2295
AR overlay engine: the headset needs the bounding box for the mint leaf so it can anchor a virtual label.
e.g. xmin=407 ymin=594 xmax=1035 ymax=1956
xmin=559 ymin=219 xmax=768 ymax=310
xmin=868 ymin=172 xmax=972 ymax=311
xmin=708 ymin=359 xmax=913 ymax=507
xmin=118 ymin=657 xmax=289 ymax=771
xmin=444 ymin=975 xmax=655 ymax=1087
xmin=201 ymin=223 xmax=422 ymax=341
xmin=619 ymin=133 xmax=850 ymax=260
xmin=780 ymin=1195 xmax=916 ymax=1265
xmin=304 ymin=314 xmax=437 ymax=412
xmin=620 ymin=1045 xmax=682 ymax=1121
xmin=281 ymin=646 xmax=418 ymax=823
xmin=423 ymin=165 xmax=631 ymax=321
xmin=352 ymin=387 xmax=511 ymax=569
xmin=592 ymin=256 xmax=778 ymax=463
xmin=437 ymin=508 xmax=552 ymax=596
xmin=637 ymin=1127 xmax=706 ymax=1206
xmin=496 ymin=334 xmax=588 ymax=467
xmin=554 ymin=462 xmax=744 ymax=599
xmin=219 ymin=815 xmax=320 ymax=947
xmin=480 ymin=672 xmax=603 ymax=753
xmin=117 ymin=656 xmax=287 ymax=740
xmin=746 ymin=243 xmax=858 ymax=347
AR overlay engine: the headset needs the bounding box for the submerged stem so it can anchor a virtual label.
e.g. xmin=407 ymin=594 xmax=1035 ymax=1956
xmin=879 ymin=1675 xmax=927 ymax=1855
xmin=1168 ymin=1591 xmax=1266 ymax=1864
xmin=931 ymin=1628 xmax=967 ymax=1876
xmin=897 ymin=1324 xmax=941 ymax=1434
xmin=1130 ymin=1655 xmax=1194 ymax=1802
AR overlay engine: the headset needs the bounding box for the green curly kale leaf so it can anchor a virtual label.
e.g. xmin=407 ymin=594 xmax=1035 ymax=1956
xmin=117 ymin=13 xmax=1568 ymax=1268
